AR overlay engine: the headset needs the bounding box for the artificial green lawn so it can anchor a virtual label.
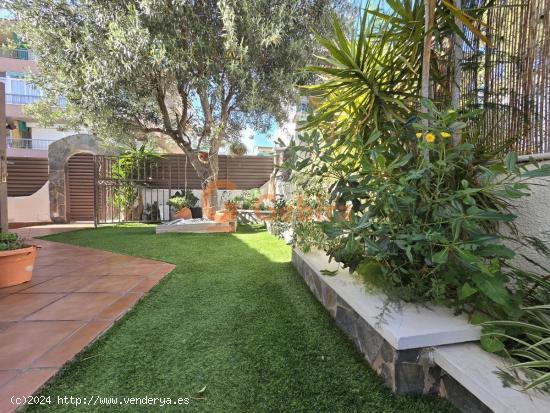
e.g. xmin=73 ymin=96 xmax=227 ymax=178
xmin=32 ymin=225 xmax=457 ymax=412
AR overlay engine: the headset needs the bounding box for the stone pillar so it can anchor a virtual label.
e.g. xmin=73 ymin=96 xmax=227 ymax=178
xmin=48 ymin=134 xmax=100 ymax=223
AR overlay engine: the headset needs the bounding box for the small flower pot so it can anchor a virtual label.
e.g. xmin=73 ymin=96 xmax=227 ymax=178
xmin=175 ymin=207 xmax=192 ymax=219
xmin=0 ymin=246 xmax=38 ymax=288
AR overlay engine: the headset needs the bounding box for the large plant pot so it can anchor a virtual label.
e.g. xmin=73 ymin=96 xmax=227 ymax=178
xmin=190 ymin=207 xmax=202 ymax=219
xmin=0 ymin=246 xmax=38 ymax=288
xmin=175 ymin=207 xmax=192 ymax=220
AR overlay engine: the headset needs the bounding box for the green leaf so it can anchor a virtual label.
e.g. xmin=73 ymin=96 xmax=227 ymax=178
xmin=356 ymin=259 xmax=385 ymax=289
xmin=366 ymin=130 xmax=382 ymax=145
xmin=472 ymin=273 xmax=510 ymax=306
xmin=520 ymin=164 xmax=550 ymax=178
xmin=480 ymin=334 xmax=505 ymax=353
xmin=476 ymin=244 xmax=515 ymax=259
xmin=504 ymin=151 xmax=518 ymax=172
xmin=320 ymin=269 xmax=338 ymax=276
xmin=471 ymin=311 xmax=491 ymax=325
xmin=458 ymin=282 xmax=477 ymax=300
xmin=432 ymin=249 xmax=448 ymax=264
xmin=466 ymin=206 xmax=516 ymax=222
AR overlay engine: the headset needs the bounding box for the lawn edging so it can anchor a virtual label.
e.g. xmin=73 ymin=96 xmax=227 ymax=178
xmin=292 ymin=247 xmax=550 ymax=413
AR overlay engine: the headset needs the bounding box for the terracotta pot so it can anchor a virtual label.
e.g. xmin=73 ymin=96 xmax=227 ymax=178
xmin=175 ymin=207 xmax=192 ymax=219
xmin=214 ymin=210 xmax=235 ymax=223
xmin=0 ymin=246 xmax=38 ymax=288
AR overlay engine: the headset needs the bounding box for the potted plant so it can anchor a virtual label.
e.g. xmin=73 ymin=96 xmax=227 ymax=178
xmin=229 ymin=142 xmax=247 ymax=156
xmin=225 ymin=200 xmax=238 ymax=219
xmin=169 ymin=190 xmax=200 ymax=219
xmin=0 ymin=232 xmax=38 ymax=288
xmin=215 ymin=200 xmax=238 ymax=223
xmin=168 ymin=196 xmax=192 ymax=219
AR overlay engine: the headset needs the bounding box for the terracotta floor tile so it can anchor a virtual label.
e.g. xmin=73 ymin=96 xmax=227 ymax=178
xmin=0 ymin=321 xmax=83 ymax=370
xmin=0 ymin=282 xmax=37 ymax=299
xmin=26 ymin=293 xmax=123 ymax=321
xmin=21 ymin=276 xmax=94 ymax=294
xmin=0 ymin=294 xmax=65 ymax=322
xmin=77 ymin=275 xmax=144 ymax=293
xmin=97 ymin=292 xmax=144 ymax=320
xmin=0 ymin=370 xmax=18 ymax=388
xmin=131 ymin=277 xmax=161 ymax=293
xmin=0 ymin=368 xmax=58 ymax=413
xmin=33 ymin=320 xmax=112 ymax=368
xmin=30 ymin=265 xmax=76 ymax=278
xmin=0 ymin=224 xmax=174 ymax=408
xmin=0 ymin=323 xmax=11 ymax=333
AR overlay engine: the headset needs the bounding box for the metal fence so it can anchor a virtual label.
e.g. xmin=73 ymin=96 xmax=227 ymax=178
xmin=7 ymin=137 xmax=55 ymax=150
xmin=93 ymin=154 xmax=274 ymax=225
xmin=94 ymin=155 xmax=172 ymax=224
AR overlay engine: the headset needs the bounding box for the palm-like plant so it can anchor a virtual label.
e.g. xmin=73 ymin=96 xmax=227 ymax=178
xmin=304 ymin=1 xmax=424 ymax=138
xmin=302 ymin=0 xmax=492 ymax=142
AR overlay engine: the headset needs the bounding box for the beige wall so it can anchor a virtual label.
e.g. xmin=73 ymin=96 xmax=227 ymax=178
xmin=0 ymin=56 xmax=37 ymax=73
xmin=510 ymin=159 xmax=550 ymax=271
xmin=7 ymin=181 xmax=50 ymax=223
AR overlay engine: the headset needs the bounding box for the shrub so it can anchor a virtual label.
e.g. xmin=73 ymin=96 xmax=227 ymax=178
xmin=0 ymin=233 xmax=24 ymax=251
xmin=169 ymin=190 xmax=199 ymax=209
xmin=286 ymin=102 xmax=550 ymax=324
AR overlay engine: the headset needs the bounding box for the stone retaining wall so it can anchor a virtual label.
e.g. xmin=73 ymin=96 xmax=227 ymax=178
xmin=291 ymin=249 xmax=490 ymax=413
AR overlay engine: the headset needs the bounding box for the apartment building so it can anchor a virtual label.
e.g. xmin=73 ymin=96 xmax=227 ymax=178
xmin=0 ymin=12 xmax=83 ymax=157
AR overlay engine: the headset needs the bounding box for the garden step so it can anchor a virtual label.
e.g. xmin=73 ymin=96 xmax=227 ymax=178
xmin=433 ymin=343 xmax=550 ymax=413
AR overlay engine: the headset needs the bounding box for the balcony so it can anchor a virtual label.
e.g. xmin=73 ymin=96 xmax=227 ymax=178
xmin=0 ymin=47 xmax=35 ymax=60
xmin=5 ymin=93 xmax=41 ymax=105
xmin=7 ymin=137 xmax=56 ymax=150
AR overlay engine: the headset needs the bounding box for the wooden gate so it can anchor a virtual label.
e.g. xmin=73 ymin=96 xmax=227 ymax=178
xmin=66 ymin=153 xmax=95 ymax=222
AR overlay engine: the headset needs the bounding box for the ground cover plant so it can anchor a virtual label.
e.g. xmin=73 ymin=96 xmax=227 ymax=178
xmin=30 ymin=225 xmax=457 ymax=412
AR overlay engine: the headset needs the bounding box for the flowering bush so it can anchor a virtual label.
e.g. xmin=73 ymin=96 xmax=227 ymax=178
xmin=286 ymin=102 xmax=550 ymax=328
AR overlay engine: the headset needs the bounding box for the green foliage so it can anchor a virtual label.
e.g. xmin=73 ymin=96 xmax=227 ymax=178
xmin=169 ymin=190 xmax=199 ymax=209
xmin=0 ymin=232 xmax=24 ymax=251
xmin=285 ymin=2 xmax=550 ymax=392
xmin=482 ymin=274 xmax=550 ymax=392
xmin=111 ymin=144 xmax=163 ymax=211
xmin=166 ymin=197 xmax=189 ymax=210
xmin=229 ymin=142 xmax=247 ymax=156
xmin=290 ymin=102 xmax=550 ymax=320
xmin=234 ymin=188 xmax=261 ymax=210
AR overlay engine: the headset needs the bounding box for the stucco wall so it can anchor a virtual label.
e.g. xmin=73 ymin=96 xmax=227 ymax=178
xmin=7 ymin=181 xmax=50 ymax=223
xmin=510 ymin=159 xmax=550 ymax=271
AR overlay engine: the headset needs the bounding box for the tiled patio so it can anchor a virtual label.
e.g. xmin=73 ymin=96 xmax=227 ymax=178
xmin=0 ymin=226 xmax=175 ymax=413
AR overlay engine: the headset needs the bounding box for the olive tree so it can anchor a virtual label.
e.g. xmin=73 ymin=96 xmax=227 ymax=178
xmin=8 ymin=0 xmax=347 ymax=213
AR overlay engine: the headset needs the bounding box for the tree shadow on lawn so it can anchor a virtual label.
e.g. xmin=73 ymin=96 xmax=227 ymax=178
xmin=31 ymin=225 xmax=456 ymax=413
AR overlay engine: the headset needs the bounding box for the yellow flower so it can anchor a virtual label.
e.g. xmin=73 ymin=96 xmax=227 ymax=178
xmin=425 ymin=133 xmax=436 ymax=143
xmin=415 ymin=132 xmax=423 ymax=139
xmin=441 ymin=131 xmax=451 ymax=139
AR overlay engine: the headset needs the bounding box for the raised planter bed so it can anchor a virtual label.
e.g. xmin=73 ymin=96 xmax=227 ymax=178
xmin=156 ymin=219 xmax=236 ymax=234
xmin=292 ymin=247 xmax=550 ymax=413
